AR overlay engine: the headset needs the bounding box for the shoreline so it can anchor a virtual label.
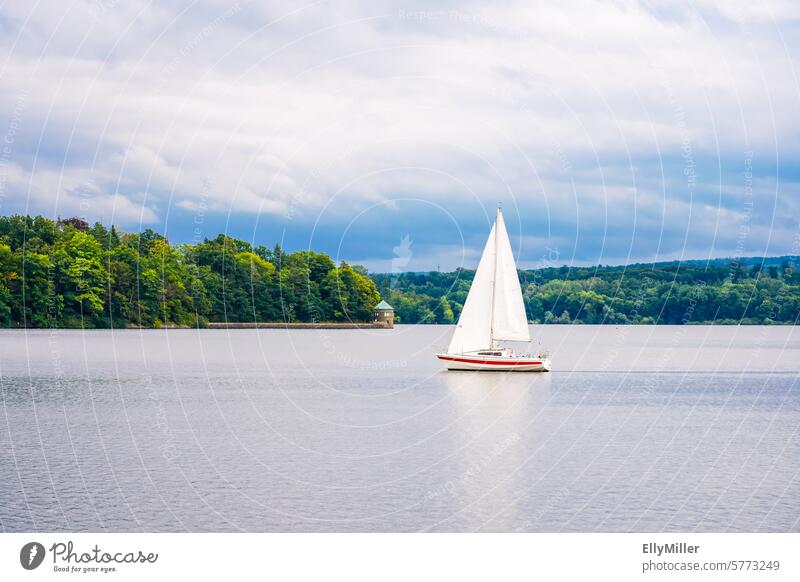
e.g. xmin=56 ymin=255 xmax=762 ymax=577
xmin=205 ymin=322 xmax=391 ymax=329
xmin=0 ymin=322 xmax=796 ymax=330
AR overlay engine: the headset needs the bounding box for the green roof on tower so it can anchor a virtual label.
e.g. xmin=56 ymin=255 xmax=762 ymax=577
xmin=375 ymin=300 xmax=393 ymax=310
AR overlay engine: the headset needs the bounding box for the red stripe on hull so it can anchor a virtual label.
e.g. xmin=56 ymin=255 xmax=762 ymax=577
xmin=437 ymin=355 xmax=542 ymax=366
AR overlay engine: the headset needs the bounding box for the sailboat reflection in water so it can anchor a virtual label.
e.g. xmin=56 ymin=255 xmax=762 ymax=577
xmin=436 ymin=207 xmax=551 ymax=372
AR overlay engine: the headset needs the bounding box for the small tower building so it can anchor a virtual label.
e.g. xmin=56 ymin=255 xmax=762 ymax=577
xmin=373 ymin=300 xmax=394 ymax=328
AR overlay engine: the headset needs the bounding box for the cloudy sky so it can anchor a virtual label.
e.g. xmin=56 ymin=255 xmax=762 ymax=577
xmin=1 ymin=0 xmax=798 ymax=271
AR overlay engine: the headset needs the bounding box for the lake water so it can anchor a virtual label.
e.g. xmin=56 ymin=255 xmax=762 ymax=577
xmin=0 ymin=325 xmax=798 ymax=532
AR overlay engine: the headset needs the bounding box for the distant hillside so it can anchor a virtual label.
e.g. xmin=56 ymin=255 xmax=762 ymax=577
xmin=372 ymin=257 xmax=800 ymax=325
xmin=650 ymin=256 xmax=797 ymax=269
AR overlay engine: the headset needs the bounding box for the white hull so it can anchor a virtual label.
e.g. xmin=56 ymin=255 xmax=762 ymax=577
xmin=436 ymin=353 xmax=551 ymax=372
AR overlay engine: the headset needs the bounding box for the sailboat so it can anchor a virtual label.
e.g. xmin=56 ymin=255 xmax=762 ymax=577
xmin=436 ymin=207 xmax=551 ymax=372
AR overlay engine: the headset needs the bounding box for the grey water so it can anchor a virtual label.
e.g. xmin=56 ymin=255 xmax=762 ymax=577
xmin=0 ymin=325 xmax=798 ymax=532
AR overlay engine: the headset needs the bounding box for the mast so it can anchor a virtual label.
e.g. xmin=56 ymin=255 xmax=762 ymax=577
xmin=489 ymin=206 xmax=500 ymax=349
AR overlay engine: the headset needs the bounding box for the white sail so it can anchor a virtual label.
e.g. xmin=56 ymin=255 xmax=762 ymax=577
xmin=447 ymin=222 xmax=496 ymax=354
xmin=447 ymin=208 xmax=530 ymax=354
xmin=491 ymin=209 xmax=531 ymax=342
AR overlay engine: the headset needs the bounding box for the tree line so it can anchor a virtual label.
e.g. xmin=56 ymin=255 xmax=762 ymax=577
xmin=0 ymin=215 xmax=379 ymax=328
xmin=3 ymin=214 xmax=799 ymax=328
xmin=373 ymin=259 xmax=800 ymax=325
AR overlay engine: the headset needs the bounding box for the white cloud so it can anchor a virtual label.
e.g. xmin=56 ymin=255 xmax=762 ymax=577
xmin=0 ymin=0 xmax=798 ymax=261
xmin=0 ymin=162 xmax=158 ymax=224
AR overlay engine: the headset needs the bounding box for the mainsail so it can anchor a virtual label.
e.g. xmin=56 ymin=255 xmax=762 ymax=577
xmin=447 ymin=208 xmax=531 ymax=354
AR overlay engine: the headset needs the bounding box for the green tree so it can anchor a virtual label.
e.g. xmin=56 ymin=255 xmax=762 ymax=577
xmin=53 ymin=230 xmax=106 ymax=324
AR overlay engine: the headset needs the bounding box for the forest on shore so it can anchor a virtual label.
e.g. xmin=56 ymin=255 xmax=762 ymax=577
xmin=1 ymin=214 xmax=798 ymax=328
xmin=0 ymin=215 xmax=379 ymax=328
xmin=374 ymin=257 xmax=800 ymax=325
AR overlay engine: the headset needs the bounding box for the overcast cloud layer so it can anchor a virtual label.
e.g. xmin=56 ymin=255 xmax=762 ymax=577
xmin=1 ymin=0 xmax=798 ymax=270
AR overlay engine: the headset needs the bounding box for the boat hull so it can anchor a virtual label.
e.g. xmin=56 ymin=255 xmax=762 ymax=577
xmin=436 ymin=353 xmax=551 ymax=372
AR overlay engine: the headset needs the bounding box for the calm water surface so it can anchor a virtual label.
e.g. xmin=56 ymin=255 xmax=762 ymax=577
xmin=0 ymin=325 xmax=798 ymax=532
